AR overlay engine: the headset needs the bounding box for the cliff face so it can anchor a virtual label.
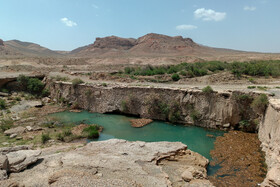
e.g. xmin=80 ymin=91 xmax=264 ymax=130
xmin=259 ymin=99 xmax=280 ymax=186
xmin=48 ymin=82 xmax=262 ymax=131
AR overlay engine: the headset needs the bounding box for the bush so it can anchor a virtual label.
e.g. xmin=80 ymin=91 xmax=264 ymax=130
xmin=17 ymin=74 xmax=29 ymax=90
xmin=41 ymin=133 xmax=51 ymax=144
xmin=171 ymin=73 xmax=180 ymax=81
xmin=72 ymin=78 xmax=84 ymax=86
xmin=247 ymin=86 xmax=256 ymax=89
xmin=41 ymin=89 xmax=50 ymax=97
xmin=0 ymin=99 xmax=6 ymax=109
xmin=202 ymin=86 xmax=214 ymax=93
xmin=82 ymin=125 xmax=99 ymax=139
xmin=190 ymin=110 xmax=201 ymax=122
xmin=251 ymin=94 xmax=269 ymax=114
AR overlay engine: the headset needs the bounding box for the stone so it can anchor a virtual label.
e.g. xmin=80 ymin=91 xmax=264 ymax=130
xmin=42 ymin=97 xmax=51 ymax=104
xmin=1 ymin=142 xmax=9 ymax=146
xmin=6 ymin=150 xmax=41 ymax=172
xmin=261 ymin=166 xmax=280 ymax=187
xmin=0 ymin=155 xmax=8 ymax=170
xmin=4 ymin=127 xmax=26 ymax=136
xmin=0 ymin=145 xmax=30 ymax=154
xmin=182 ymin=170 xmax=193 ymax=182
xmin=26 ymin=126 xmax=32 ymax=131
xmin=0 ymin=139 xmax=212 ymax=187
xmin=9 ymin=134 xmax=17 ymax=139
xmin=16 ymin=137 xmax=23 ymax=140
xmin=223 ymin=123 xmax=230 ymax=128
xmin=0 ymin=170 xmax=7 ymax=181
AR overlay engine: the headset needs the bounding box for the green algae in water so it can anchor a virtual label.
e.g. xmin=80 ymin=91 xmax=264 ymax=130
xmin=50 ymin=111 xmax=224 ymax=160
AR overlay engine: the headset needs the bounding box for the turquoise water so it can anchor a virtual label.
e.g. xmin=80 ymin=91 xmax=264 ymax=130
xmin=49 ymin=111 xmax=224 ymax=161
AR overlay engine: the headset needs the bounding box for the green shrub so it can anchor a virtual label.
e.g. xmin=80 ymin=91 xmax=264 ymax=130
xmin=0 ymin=88 xmax=9 ymax=93
xmin=171 ymin=73 xmax=180 ymax=81
xmin=52 ymin=75 xmax=70 ymax=82
xmin=82 ymin=125 xmax=99 ymax=139
xmin=41 ymin=133 xmax=51 ymax=144
xmin=247 ymin=86 xmax=256 ymax=89
xmin=190 ymin=110 xmax=201 ymax=122
xmin=41 ymin=89 xmax=50 ymax=97
xmin=0 ymin=99 xmax=6 ymax=109
xmin=102 ymin=83 xmax=107 ymax=87
xmin=121 ymin=100 xmax=127 ymax=112
xmin=251 ymin=94 xmax=269 ymax=114
xmin=202 ymin=86 xmax=214 ymax=93
xmin=63 ymin=129 xmax=72 ymax=136
xmin=72 ymin=78 xmax=84 ymax=86
xmin=17 ymin=74 xmax=29 ymax=90
xmin=234 ymin=94 xmax=253 ymax=102
xmin=27 ymin=78 xmax=44 ymax=95
xmin=57 ymin=133 xmax=65 ymax=142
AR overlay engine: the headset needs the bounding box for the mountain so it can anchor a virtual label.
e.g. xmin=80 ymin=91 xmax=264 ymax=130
xmin=3 ymin=40 xmax=63 ymax=57
xmin=70 ymin=33 xmax=249 ymax=58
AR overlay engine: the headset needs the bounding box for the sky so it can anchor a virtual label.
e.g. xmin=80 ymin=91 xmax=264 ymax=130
xmin=0 ymin=0 xmax=280 ymax=52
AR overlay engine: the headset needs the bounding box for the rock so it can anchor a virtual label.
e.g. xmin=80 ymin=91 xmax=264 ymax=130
xmin=0 ymin=155 xmax=8 ymax=170
xmin=4 ymin=127 xmax=26 ymax=136
xmin=129 ymin=118 xmax=153 ymax=128
xmin=1 ymin=142 xmax=9 ymax=146
xmin=42 ymin=97 xmax=51 ymax=104
xmin=223 ymin=123 xmax=230 ymax=128
xmin=9 ymin=134 xmax=17 ymax=139
xmin=0 ymin=145 xmax=30 ymax=154
xmin=0 ymin=92 xmax=9 ymax=97
xmin=0 ymin=139 xmax=212 ymax=186
xmin=6 ymin=150 xmax=41 ymax=172
xmin=261 ymin=166 xmax=280 ymax=187
xmin=0 ymin=170 xmax=7 ymax=180
xmin=16 ymin=137 xmax=23 ymax=140
xmin=26 ymin=126 xmax=32 ymax=131
xmin=182 ymin=170 xmax=193 ymax=182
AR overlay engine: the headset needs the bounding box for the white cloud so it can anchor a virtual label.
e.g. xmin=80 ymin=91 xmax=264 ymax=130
xmin=194 ymin=8 xmax=226 ymax=21
xmin=60 ymin=17 xmax=77 ymax=27
xmin=176 ymin=24 xmax=197 ymax=31
xmin=92 ymin=4 xmax=99 ymax=9
xmin=244 ymin=6 xmax=256 ymax=11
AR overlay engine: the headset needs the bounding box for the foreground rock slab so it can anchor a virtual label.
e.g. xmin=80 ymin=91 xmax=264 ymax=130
xmin=0 ymin=139 xmax=213 ymax=187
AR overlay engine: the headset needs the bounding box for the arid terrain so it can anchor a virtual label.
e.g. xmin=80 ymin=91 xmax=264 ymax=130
xmin=1 ymin=34 xmax=280 ymax=187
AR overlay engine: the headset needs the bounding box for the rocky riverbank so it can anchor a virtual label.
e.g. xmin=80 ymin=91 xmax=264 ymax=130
xmin=0 ymin=139 xmax=213 ymax=187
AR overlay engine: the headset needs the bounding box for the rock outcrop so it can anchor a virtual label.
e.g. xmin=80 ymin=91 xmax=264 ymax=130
xmin=0 ymin=146 xmax=41 ymax=181
xmin=48 ymin=81 xmax=263 ymax=131
xmin=92 ymin=36 xmax=136 ymax=50
xmin=0 ymin=139 xmax=212 ymax=186
xmin=259 ymin=99 xmax=280 ymax=187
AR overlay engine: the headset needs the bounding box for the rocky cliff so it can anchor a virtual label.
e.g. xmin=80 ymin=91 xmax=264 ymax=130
xmin=259 ymin=99 xmax=280 ymax=186
xmin=48 ymin=81 xmax=264 ymax=131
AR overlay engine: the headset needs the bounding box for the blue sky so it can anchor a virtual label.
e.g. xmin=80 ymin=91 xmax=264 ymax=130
xmin=0 ymin=0 xmax=279 ymax=52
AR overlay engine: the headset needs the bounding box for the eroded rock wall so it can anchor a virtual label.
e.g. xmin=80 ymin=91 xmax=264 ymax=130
xmin=48 ymin=81 xmax=262 ymax=130
xmin=259 ymin=99 xmax=280 ymax=186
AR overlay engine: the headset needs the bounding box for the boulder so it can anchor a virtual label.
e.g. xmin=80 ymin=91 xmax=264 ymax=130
xmin=26 ymin=126 xmax=32 ymax=131
xmin=6 ymin=150 xmax=41 ymax=172
xmin=9 ymin=134 xmax=17 ymax=139
xmin=0 ymin=145 xmax=30 ymax=154
xmin=182 ymin=170 xmax=193 ymax=182
xmin=4 ymin=127 xmax=26 ymax=136
xmin=42 ymin=97 xmax=51 ymax=104
xmin=0 ymin=155 xmax=8 ymax=170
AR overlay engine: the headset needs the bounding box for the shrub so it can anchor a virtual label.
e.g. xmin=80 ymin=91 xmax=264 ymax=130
xmin=52 ymin=75 xmax=70 ymax=82
xmin=41 ymin=133 xmax=51 ymax=144
xmin=0 ymin=88 xmax=9 ymax=93
xmin=27 ymin=78 xmax=44 ymax=95
xmin=251 ymin=94 xmax=269 ymax=114
xmin=41 ymin=89 xmax=50 ymax=97
xmin=0 ymin=99 xmax=6 ymax=109
xmin=190 ymin=110 xmax=201 ymax=122
xmin=72 ymin=78 xmax=84 ymax=86
xmin=102 ymin=83 xmax=107 ymax=87
xmin=171 ymin=73 xmax=180 ymax=81
xmin=17 ymin=74 xmax=29 ymax=90
xmin=82 ymin=125 xmax=99 ymax=139
xmin=202 ymin=86 xmax=214 ymax=93
xmin=57 ymin=133 xmax=65 ymax=142
xmin=247 ymin=86 xmax=256 ymax=89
